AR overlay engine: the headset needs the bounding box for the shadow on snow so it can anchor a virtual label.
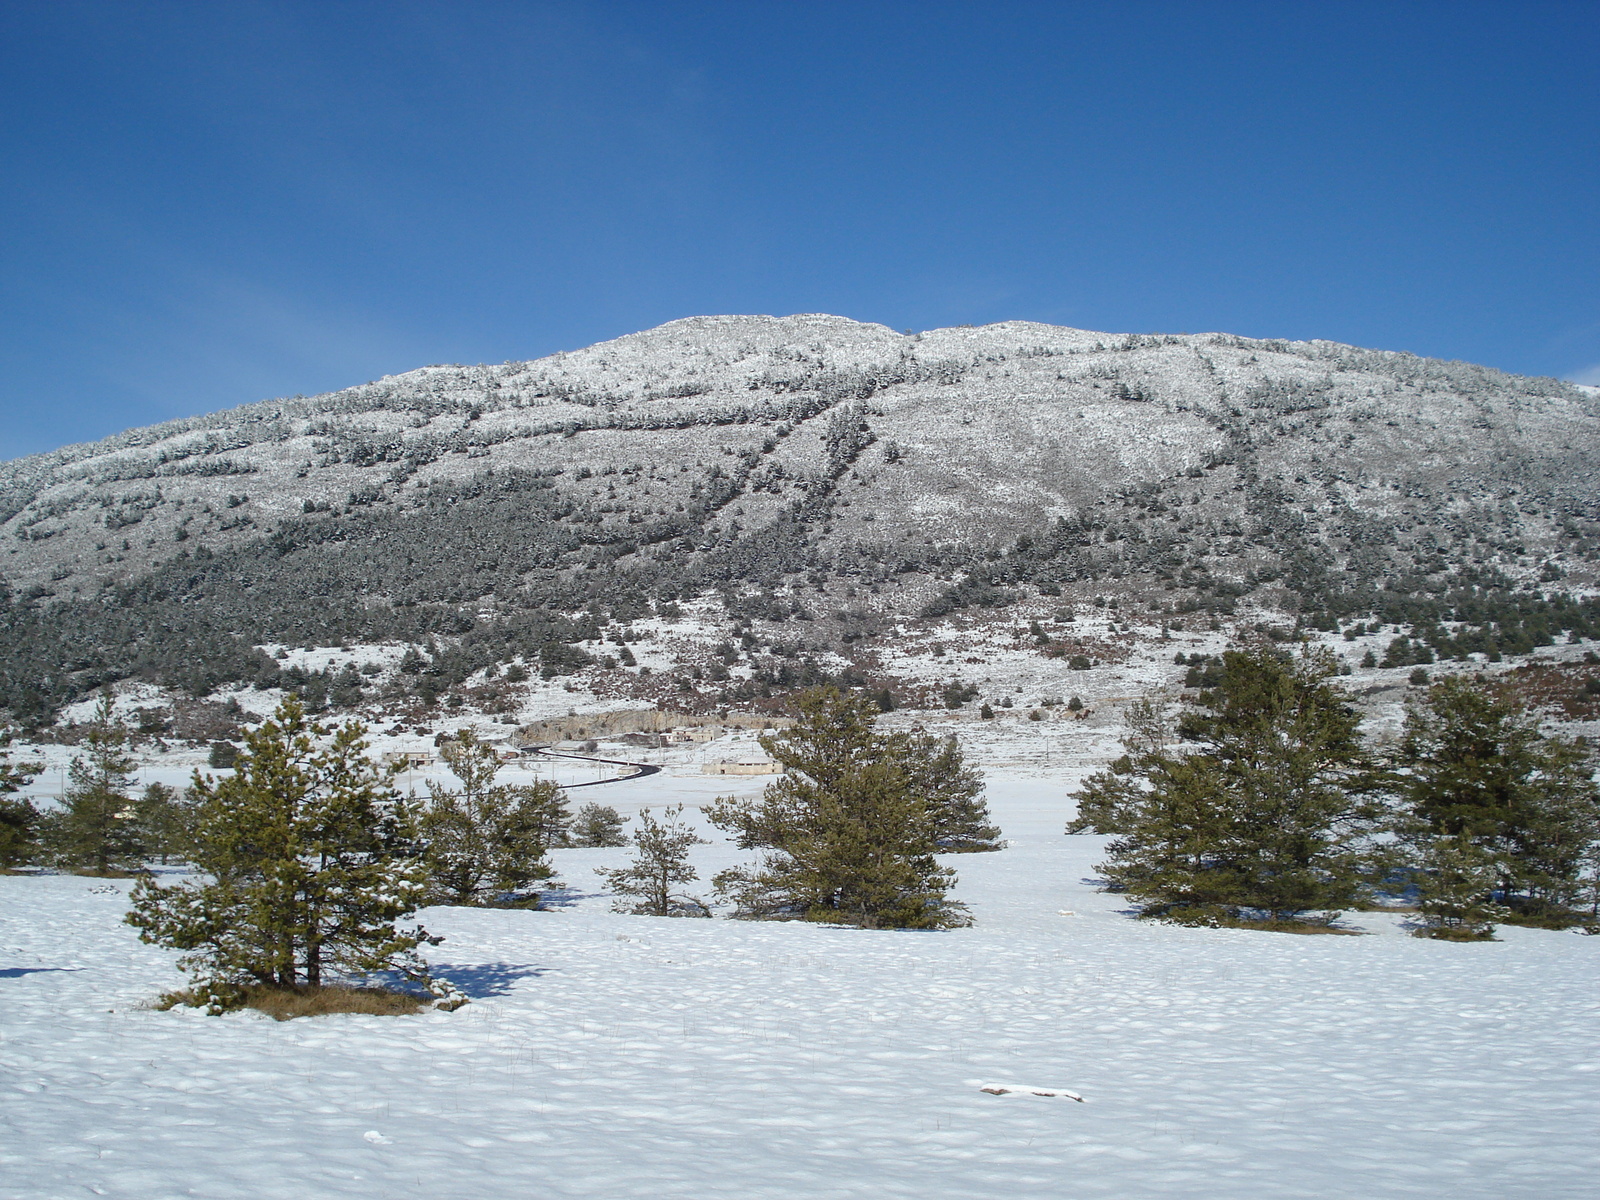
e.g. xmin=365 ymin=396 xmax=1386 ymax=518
xmin=426 ymin=961 xmax=550 ymax=998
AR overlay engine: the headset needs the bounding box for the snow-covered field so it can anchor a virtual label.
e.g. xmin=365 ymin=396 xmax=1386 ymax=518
xmin=4 ymin=771 xmax=1599 ymax=1200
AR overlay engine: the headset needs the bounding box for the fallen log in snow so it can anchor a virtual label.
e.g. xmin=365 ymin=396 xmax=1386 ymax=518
xmin=972 ymin=1081 xmax=1085 ymax=1102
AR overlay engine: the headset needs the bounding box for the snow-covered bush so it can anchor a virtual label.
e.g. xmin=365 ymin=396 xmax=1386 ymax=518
xmin=568 ymin=802 xmax=627 ymax=847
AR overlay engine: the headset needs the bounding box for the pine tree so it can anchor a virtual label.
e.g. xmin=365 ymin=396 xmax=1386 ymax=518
xmin=1403 ymin=828 xmax=1506 ymax=940
xmin=568 ymin=801 xmax=628 ymax=847
xmin=1067 ymin=695 xmax=1176 ymax=835
xmin=0 ymin=726 xmax=42 ymax=869
xmin=597 ymin=804 xmax=710 ymax=916
xmin=1077 ymin=648 xmax=1381 ymax=927
xmin=707 ymin=687 xmax=970 ymax=929
xmin=42 ymin=695 xmax=144 ymax=874
xmin=1394 ymin=675 xmax=1600 ymax=928
xmin=897 ymin=731 xmax=1001 ymax=851
xmin=125 ymin=697 xmax=454 ymax=1012
xmin=421 ymin=731 xmax=560 ymax=906
xmin=1095 ymin=752 xmax=1244 ymax=919
xmin=133 ymin=782 xmax=196 ymax=865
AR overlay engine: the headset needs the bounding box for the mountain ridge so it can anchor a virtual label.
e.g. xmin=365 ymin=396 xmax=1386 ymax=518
xmin=2 ymin=314 xmax=1598 ymax=722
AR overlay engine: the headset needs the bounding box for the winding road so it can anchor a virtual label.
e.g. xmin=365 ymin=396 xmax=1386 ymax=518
xmin=523 ymin=749 xmax=662 ymax=789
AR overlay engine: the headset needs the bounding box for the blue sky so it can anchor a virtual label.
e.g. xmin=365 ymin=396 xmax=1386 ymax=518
xmin=2 ymin=1 xmax=1597 ymax=459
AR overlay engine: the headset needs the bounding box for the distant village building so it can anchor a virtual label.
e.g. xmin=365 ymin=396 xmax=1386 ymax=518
xmin=670 ymin=727 xmax=720 ymax=744
xmin=703 ymin=755 xmax=783 ymax=776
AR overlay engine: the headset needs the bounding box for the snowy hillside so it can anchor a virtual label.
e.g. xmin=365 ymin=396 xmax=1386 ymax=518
xmin=4 ymin=771 xmax=1597 ymax=1200
xmin=2 ymin=313 xmax=1598 ymax=723
xmin=4 ymin=314 xmax=1595 ymax=604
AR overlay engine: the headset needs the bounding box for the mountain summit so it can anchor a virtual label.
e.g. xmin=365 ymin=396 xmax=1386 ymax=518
xmin=2 ymin=315 xmax=1597 ymax=721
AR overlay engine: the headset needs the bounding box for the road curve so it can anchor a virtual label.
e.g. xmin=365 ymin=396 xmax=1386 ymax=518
xmin=524 ymin=749 xmax=663 ymax=789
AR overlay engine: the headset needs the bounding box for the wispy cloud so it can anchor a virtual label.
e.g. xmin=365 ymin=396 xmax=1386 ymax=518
xmin=1569 ymin=363 xmax=1600 ymax=387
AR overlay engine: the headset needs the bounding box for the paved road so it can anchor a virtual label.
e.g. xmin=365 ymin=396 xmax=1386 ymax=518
xmin=525 ymin=749 xmax=662 ymax=789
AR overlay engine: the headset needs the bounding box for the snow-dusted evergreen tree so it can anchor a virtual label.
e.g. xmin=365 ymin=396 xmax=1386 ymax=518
xmin=1080 ymin=648 xmax=1381 ymax=927
xmin=0 ymin=726 xmax=41 ymax=869
xmin=421 ymin=730 xmax=561 ymax=905
xmin=1403 ymin=829 xmax=1507 ymax=940
xmin=42 ymin=695 xmax=144 ymax=874
xmin=597 ymin=804 xmax=709 ymax=916
xmin=126 ymin=697 xmax=455 ymax=1012
xmin=568 ymin=801 xmax=627 ymax=847
xmin=900 ymin=731 xmax=1001 ymax=851
xmin=708 ymin=687 xmax=969 ymax=929
xmin=1394 ymin=676 xmax=1600 ymax=928
xmin=1067 ymin=694 xmax=1177 ymax=835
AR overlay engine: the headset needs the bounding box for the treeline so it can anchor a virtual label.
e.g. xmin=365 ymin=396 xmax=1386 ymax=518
xmin=0 ymin=449 xmax=861 ymax=721
xmin=6 ymin=687 xmax=1001 ymax=960
xmin=0 ymin=706 xmax=630 ymax=881
xmin=1070 ymin=648 xmax=1600 ymax=939
xmin=1303 ymin=592 xmax=1600 ymax=663
xmin=2 ymin=687 xmax=1005 ymax=1013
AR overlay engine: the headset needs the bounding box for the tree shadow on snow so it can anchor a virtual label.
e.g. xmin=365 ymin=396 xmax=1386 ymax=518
xmin=539 ymin=883 xmax=609 ymax=908
xmin=1077 ymin=876 xmax=1143 ymax=919
xmin=0 ymin=966 xmax=84 ymax=979
xmin=427 ymin=961 xmax=550 ymax=998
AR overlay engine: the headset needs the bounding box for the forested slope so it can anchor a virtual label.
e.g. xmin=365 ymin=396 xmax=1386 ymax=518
xmin=3 ymin=314 xmax=1597 ymax=720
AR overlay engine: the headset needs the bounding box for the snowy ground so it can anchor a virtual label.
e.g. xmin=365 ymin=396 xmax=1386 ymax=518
xmin=4 ymin=770 xmax=1599 ymax=1200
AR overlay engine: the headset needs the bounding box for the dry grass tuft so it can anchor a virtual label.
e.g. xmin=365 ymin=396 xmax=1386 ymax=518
xmin=154 ymin=983 xmax=428 ymax=1019
xmin=1413 ymin=925 xmax=1498 ymax=942
xmin=1224 ymin=918 xmax=1363 ymax=936
xmin=243 ymin=985 xmax=428 ymax=1019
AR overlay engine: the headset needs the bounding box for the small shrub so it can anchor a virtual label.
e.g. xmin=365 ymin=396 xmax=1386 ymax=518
xmin=569 ymin=802 xmax=627 ymax=847
xmin=1415 ymin=922 xmax=1499 ymax=943
xmin=598 ymin=804 xmax=709 ymax=916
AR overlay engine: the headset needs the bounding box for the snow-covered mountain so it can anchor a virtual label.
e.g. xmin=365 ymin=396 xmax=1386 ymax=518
xmin=2 ymin=314 xmax=1597 ymax=719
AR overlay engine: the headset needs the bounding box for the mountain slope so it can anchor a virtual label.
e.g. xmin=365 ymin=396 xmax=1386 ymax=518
xmin=2 ymin=314 xmax=1598 ymax=720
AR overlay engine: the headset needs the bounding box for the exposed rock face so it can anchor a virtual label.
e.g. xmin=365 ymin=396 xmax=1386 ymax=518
xmin=2 ymin=314 xmax=1597 ymax=717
